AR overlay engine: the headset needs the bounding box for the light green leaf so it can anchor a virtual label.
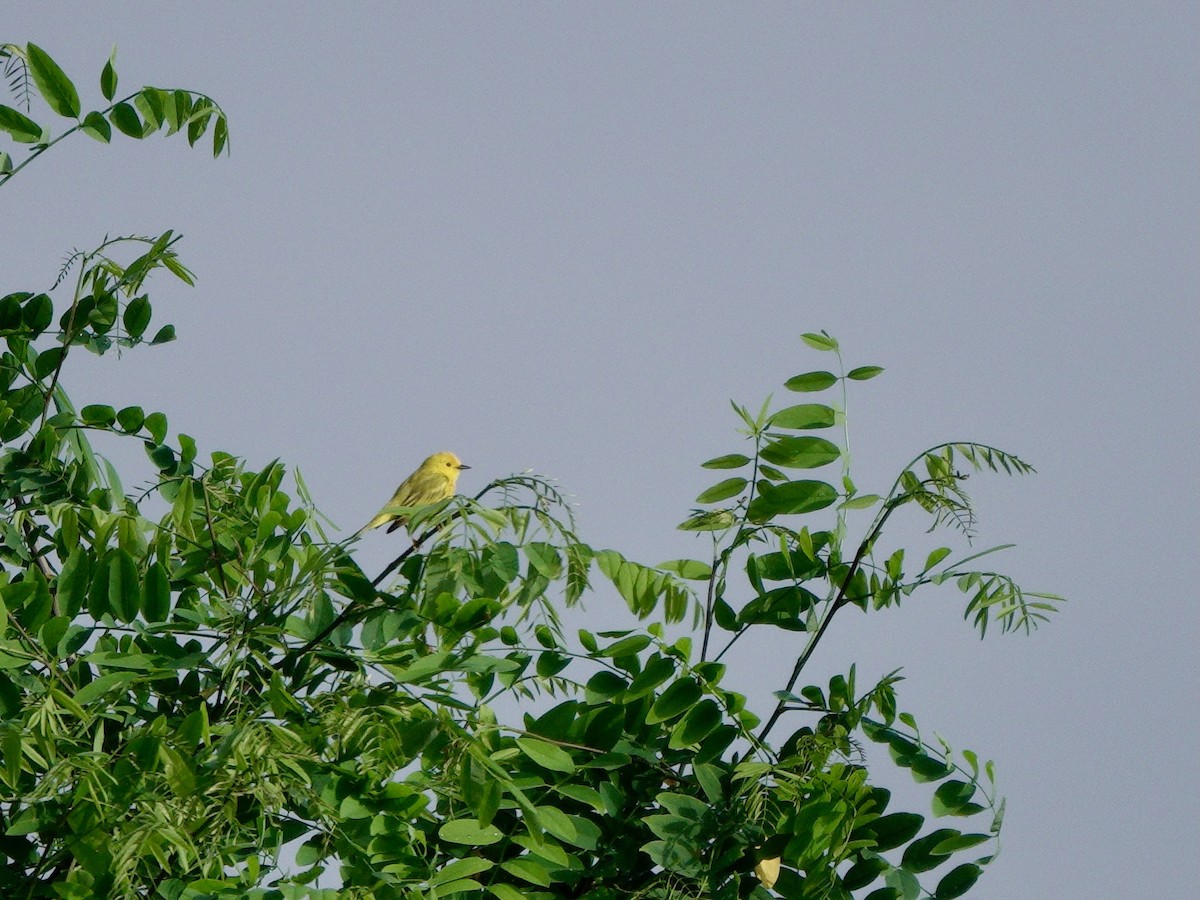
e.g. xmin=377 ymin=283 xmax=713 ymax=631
xmin=81 ymin=110 xmax=111 ymax=143
xmin=700 ymin=453 xmax=751 ymax=469
xmin=439 ymin=819 xmax=504 ymax=846
xmin=0 ymin=105 xmax=42 ymax=143
xmin=516 ymin=737 xmax=575 ymax=774
xmin=847 ymin=365 xmax=885 ymax=381
xmin=800 ymin=332 xmax=839 ymax=351
xmin=760 ymin=436 xmax=840 ymax=469
xmin=695 ymin=477 xmax=747 ymax=503
xmin=500 ymin=857 xmax=551 ymax=887
xmin=656 ymin=559 xmax=712 ymax=580
xmin=770 ymin=404 xmax=836 ymax=430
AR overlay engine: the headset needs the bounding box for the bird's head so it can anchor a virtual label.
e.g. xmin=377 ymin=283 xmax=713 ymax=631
xmin=425 ymin=451 xmax=470 ymax=479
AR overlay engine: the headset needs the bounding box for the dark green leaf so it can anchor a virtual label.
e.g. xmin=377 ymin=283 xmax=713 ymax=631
xmin=116 ymin=406 xmax=144 ymax=433
xmin=785 ymin=370 xmax=837 ymax=392
xmin=81 ymin=404 xmax=116 ymax=427
xmin=150 ymin=324 xmax=176 ymax=344
xmin=101 ymin=47 xmax=118 ymax=101
xmin=932 ymin=780 xmax=977 ymax=817
xmin=701 ymin=453 xmax=751 ymax=469
xmin=647 ymin=677 xmax=702 ymax=725
xmin=57 ymin=548 xmax=90 ymax=618
xmin=696 ymin=477 xmax=747 ymax=504
xmin=933 ymin=864 xmax=982 ymax=899
xmin=213 ymin=114 xmax=229 ymax=156
xmin=868 ymin=812 xmax=924 ymax=852
xmin=848 ymin=365 xmax=885 ymax=381
xmin=0 ymin=104 xmax=42 ymax=142
xmin=747 ymin=480 xmax=838 ymax=522
xmin=760 ymin=436 xmax=840 ymax=469
xmin=109 ymin=102 xmax=143 ymax=137
xmin=108 ymin=548 xmax=141 ymax=624
xmin=22 ymin=293 xmax=53 ymax=335
xmin=901 ymin=829 xmax=957 ymax=872
xmin=843 ymin=855 xmax=888 ymax=890
xmin=123 ymin=295 xmax=151 ymax=339
xmin=770 ymin=404 xmax=836 ymax=430
xmin=670 ymin=698 xmax=722 ymax=746
xmin=27 ymin=44 xmax=81 ymax=118
xmin=142 ymin=563 xmax=171 ymax=623
xmin=33 ymin=347 xmax=64 ymax=380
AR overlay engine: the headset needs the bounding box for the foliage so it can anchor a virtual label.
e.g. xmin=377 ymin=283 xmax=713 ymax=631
xmin=0 ymin=45 xmax=1061 ymax=899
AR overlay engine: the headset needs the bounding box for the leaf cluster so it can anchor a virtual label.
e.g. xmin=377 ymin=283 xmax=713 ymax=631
xmin=0 ymin=47 xmax=1061 ymax=900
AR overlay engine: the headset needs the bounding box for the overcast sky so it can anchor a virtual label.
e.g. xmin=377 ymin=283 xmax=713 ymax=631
xmin=4 ymin=4 xmax=1197 ymax=897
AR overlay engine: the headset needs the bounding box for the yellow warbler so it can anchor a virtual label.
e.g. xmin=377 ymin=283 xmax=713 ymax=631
xmin=358 ymin=451 xmax=470 ymax=535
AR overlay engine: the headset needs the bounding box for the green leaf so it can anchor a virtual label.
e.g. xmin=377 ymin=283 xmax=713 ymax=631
xmin=0 ymin=104 xmax=42 ymax=143
xmin=74 ymin=671 xmax=139 ymax=705
xmin=696 ymin=477 xmax=747 ymax=504
xmin=81 ymin=111 xmax=111 ymax=143
xmin=81 ymin=404 xmax=116 ymax=427
xmin=23 ymin=293 xmax=53 ymax=335
xmin=33 ymin=347 xmax=64 ymax=380
xmin=109 ymin=101 xmax=143 ymax=137
xmin=516 ymin=737 xmax=575 ymax=774
xmin=656 ymin=559 xmax=712 ymax=580
xmin=933 ymin=864 xmax=982 ymax=899
xmin=760 ymin=436 xmax=840 ymax=469
xmin=785 ymin=370 xmax=838 ymax=392
xmin=800 ymin=332 xmax=839 ymax=351
xmin=747 ymin=480 xmax=838 ymax=522
xmin=0 ymin=151 xmax=11 ymax=173
xmin=123 ymin=295 xmax=151 ymax=339
xmin=598 ymin=633 xmax=651 ymax=659
xmin=677 ymin=509 xmax=736 ymax=532
xmin=901 ymin=829 xmax=957 ymax=872
xmin=647 ymin=677 xmax=702 ymax=725
xmin=439 ymin=818 xmax=503 ymax=846
xmin=57 ymin=548 xmax=90 ymax=618
xmin=116 ymin=406 xmax=145 ymax=433
xmin=430 ymin=857 xmax=494 ymax=886
xmin=931 ymin=832 xmax=990 ymax=854
xmin=144 ymin=411 xmax=168 ymax=443
xmin=931 ymin=780 xmax=978 ymax=817
xmin=142 ymin=563 xmax=171 ymax=623
xmin=150 ymin=324 xmax=176 ymax=344
xmin=101 ymin=47 xmax=118 ymax=101
xmin=770 ymin=404 xmax=836 ymax=430
xmin=868 ymin=812 xmax=924 ymax=852
xmin=27 ymin=44 xmax=81 ymax=118
xmin=848 ymin=365 xmax=885 ymax=381
xmin=669 ymin=698 xmax=722 ymax=747
xmin=500 ymin=857 xmax=551 ymax=887
xmin=701 ymin=453 xmax=752 ymax=469
xmin=108 ymin=548 xmax=141 ymax=624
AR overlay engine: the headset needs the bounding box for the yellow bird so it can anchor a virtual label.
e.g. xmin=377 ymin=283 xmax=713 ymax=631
xmin=358 ymin=451 xmax=470 ymax=535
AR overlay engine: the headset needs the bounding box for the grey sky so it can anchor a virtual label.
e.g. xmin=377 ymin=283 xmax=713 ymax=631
xmin=4 ymin=4 xmax=1197 ymax=896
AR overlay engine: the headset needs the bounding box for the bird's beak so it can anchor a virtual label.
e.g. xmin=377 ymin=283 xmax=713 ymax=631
xmin=458 ymin=463 xmax=471 ymax=470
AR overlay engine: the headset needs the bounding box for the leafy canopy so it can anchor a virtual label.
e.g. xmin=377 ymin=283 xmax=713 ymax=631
xmin=0 ymin=44 xmax=1061 ymax=900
